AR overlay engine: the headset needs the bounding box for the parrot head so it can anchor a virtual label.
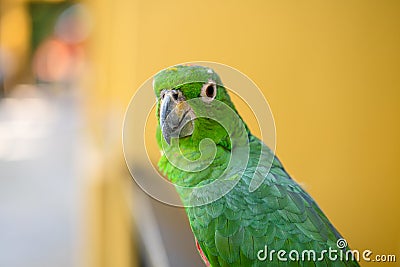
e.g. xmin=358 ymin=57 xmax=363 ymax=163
xmin=154 ymin=65 xmax=245 ymax=147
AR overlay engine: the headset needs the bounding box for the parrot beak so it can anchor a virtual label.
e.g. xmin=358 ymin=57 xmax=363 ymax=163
xmin=159 ymin=90 xmax=195 ymax=145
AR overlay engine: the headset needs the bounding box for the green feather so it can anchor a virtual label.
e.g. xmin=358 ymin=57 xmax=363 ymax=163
xmin=154 ymin=65 xmax=359 ymax=267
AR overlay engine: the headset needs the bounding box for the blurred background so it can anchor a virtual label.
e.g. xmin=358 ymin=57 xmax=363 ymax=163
xmin=0 ymin=0 xmax=399 ymax=267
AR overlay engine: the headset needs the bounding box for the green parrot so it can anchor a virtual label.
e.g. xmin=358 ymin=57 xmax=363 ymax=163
xmin=153 ymin=64 xmax=359 ymax=267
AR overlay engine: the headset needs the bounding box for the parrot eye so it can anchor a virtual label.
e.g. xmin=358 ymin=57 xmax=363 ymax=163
xmin=206 ymin=85 xmax=214 ymax=97
xmin=201 ymin=81 xmax=217 ymax=102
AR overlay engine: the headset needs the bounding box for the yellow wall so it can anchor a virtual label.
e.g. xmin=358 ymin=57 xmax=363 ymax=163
xmin=88 ymin=0 xmax=400 ymax=266
xmin=86 ymin=1 xmax=137 ymax=267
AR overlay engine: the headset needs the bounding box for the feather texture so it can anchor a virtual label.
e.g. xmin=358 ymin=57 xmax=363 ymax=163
xmin=154 ymin=65 xmax=359 ymax=267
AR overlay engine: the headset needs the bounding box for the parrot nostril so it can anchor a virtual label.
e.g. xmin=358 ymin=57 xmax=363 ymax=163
xmin=160 ymin=91 xmax=166 ymax=100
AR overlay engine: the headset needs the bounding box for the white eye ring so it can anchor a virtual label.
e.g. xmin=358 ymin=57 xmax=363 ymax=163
xmin=201 ymin=81 xmax=217 ymax=102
